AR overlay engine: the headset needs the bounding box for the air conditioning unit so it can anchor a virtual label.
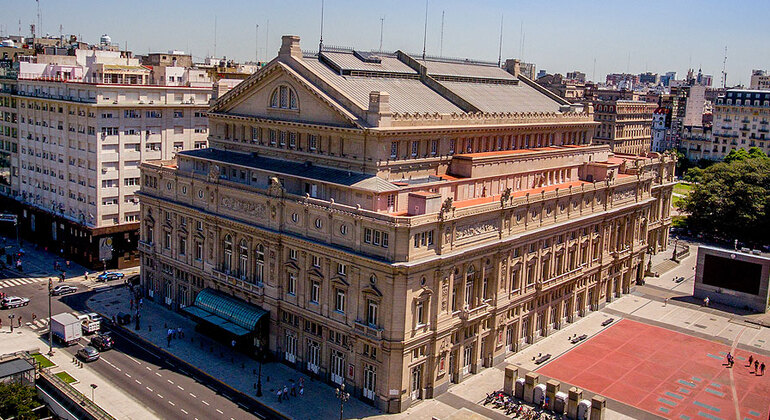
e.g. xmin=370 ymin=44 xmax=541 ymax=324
xmin=101 ymin=168 xmax=108 ymax=174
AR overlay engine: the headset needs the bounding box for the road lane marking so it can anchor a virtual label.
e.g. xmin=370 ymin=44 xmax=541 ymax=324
xmin=157 ymin=393 xmax=163 ymax=399
xmin=125 ymin=373 xmax=131 ymax=378
xmin=167 ymin=379 xmax=174 ymax=384
xmin=168 ymin=401 xmax=175 ymax=406
xmin=125 ymin=355 xmax=142 ymax=365
xmin=146 ymin=366 xmax=152 ymax=371
xmin=189 ymin=393 xmax=196 ymax=398
xmin=201 ymin=400 xmax=209 ymax=406
xmin=177 ymin=385 xmax=184 ymax=391
xmin=114 ymin=367 xmax=121 ymax=372
xmin=216 ymin=409 xmax=223 ymax=414
xmin=181 ymin=409 xmax=188 ymax=414
xmin=135 ymin=380 xmax=142 ymax=384
xmin=155 ymin=372 xmax=162 ymax=377
xmin=146 ymin=387 xmax=153 ymax=392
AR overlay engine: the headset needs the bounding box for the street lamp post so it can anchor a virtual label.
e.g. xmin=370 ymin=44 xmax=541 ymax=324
xmin=255 ymin=339 xmax=263 ymax=397
xmin=671 ymin=237 xmax=679 ymax=262
xmin=90 ymin=383 xmax=97 ymax=402
xmin=48 ymin=278 xmax=53 ymax=356
xmin=8 ymin=314 xmax=14 ymax=333
xmin=335 ymin=383 xmax=350 ymax=420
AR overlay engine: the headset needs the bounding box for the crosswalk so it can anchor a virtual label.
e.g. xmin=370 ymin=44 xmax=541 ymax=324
xmin=0 ymin=277 xmax=49 ymax=288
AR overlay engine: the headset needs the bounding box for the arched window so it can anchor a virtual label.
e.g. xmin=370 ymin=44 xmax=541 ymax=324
xmin=223 ymin=234 xmax=233 ymax=273
xmin=255 ymin=244 xmax=265 ymax=285
xmin=269 ymin=85 xmax=299 ymax=110
xmin=465 ymin=265 xmax=476 ymax=307
xmin=238 ymin=239 xmax=248 ymax=280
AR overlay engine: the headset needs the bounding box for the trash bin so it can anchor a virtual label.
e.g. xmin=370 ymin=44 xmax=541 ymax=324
xmin=514 ymin=377 xmax=525 ymax=399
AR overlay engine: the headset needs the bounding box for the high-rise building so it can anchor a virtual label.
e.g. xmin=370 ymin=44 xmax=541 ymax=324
xmin=0 ymin=61 xmax=18 ymax=198
xmin=709 ymin=90 xmax=770 ymax=159
xmin=137 ymin=35 xmax=675 ymax=413
xmin=750 ymin=70 xmax=770 ymax=90
xmin=7 ymin=49 xmax=212 ymax=268
xmin=651 ymin=107 xmax=673 ymax=152
xmin=591 ymin=100 xmax=656 ymax=155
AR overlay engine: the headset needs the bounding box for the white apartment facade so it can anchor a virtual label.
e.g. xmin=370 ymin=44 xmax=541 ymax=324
xmin=709 ymin=90 xmax=770 ymax=160
xmin=10 ymin=50 xmax=211 ymax=267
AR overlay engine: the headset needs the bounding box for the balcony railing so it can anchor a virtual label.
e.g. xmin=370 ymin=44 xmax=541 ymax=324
xmin=137 ymin=240 xmax=154 ymax=253
xmin=212 ymin=268 xmax=264 ymax=295
xmin=353 ymin=320 xmax=383 ymax=340
xmin=458 ymin=303 xmax=488 ymax=322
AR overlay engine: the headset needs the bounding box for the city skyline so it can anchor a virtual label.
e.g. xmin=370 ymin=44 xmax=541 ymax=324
xmin=2 ymin=0 xmax=769 ymax=85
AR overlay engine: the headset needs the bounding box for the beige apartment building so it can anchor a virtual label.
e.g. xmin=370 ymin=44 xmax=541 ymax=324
xmin=0 ymin=62 xmax=18 ymax=198
xmin=8 ymin=50 xmax=211 ymax=267
xmin=138 ymin=36 xmax=675 ymax=413
xmin=709 ymin=89 xmax=770 ymax=160
xmin=592 ymin=100 xmax=656 ymax=155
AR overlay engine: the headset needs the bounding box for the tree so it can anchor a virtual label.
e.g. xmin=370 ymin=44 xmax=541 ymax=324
xmin=0 ymin=381 xmax=42 ymax=419
xmin=684 ymin=167 xmax=704 ymax=184
xmin=682 ymin=154 xmax=770 ymax=246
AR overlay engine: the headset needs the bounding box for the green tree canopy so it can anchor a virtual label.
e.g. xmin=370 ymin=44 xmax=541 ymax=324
xmin=0 ymin=381 xmax=42 ymax=419
xmin=683 ymin=152 xmax=770 ymax=246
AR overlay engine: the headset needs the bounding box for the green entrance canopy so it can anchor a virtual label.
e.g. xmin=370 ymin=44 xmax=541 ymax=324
xmin=183 ymin=288 xmax=268 ymax=336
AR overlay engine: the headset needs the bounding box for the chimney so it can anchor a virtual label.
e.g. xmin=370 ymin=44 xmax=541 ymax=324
xmin=367 ymin=91 xmax=392 ymax=127
xmin=504 ymin=58 xmax=521 ymax=77
xmin=279 ymin=35 xmax=303 ymax=59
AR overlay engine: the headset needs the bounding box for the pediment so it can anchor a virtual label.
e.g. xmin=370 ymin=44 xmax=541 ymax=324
xmin=308 ymin=267 xmax=324 ymax=279
xmin=362 ymin=283 xmax=382 ymax=297
xmin=214 ymin=62 xmax=360 ymax=128
xmin=284 ymin=261 xmax=300 ymax=271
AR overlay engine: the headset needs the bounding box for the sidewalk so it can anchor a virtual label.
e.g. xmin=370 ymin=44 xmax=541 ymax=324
xmin=0 ymin=323 xmax=159 ymax=419
xmin=87 ymin=286 xmax=382 ymax=420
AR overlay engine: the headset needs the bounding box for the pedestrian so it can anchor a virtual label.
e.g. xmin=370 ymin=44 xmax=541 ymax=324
xmin=66 ymin=260 xmax=70 ymax=269
xmin=665 ymin=297 xmax=669 ymax=307
xmin=139 ymin=298 xmax=143 ymax=308
xmin=173 ymin=328 xmax=177 ymax=339
xmin=761 ymin=362 xmax=766 ymax=376
xmin=704 ymin=296 xmax=710 ymax=307
xmin=754 ymin=360 xmax=759 ymax=373
xmin=283 ymin=385 xmax=289 ymax=400
xmin=130 ymin=299 xmax=134 ymax=310
xmin=231 ymin=339 xmax=236 ymax=349
xmin=749 ymin=355 xmax=754 ymax=367
xmin=277 ymin=388 xmax=282 ymax=403
xmin=177 ymin=326 xmax=182 ymax=338
xmin=84 ymin=271 xmax=88 ymax=281
xmin=18 ymin=316 xmax=21 ymax=327
xmin=299 ymin=377 xmax=304 ymax=388
xmin=291 ymin=383 xmax=296 ymax=396
xmin=299 ymin=384 xmax=304 ymax=396
xmin=32 ymin=313 xmax=36 ymax=321
xmin=167 ymin=332 xmax=172 ymax=347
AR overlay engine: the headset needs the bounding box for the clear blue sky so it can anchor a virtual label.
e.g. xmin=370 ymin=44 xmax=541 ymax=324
xmin=2 ymin=0 xmax=768 ymax=85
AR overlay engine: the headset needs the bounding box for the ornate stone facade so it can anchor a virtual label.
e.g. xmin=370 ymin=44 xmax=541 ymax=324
xmin=138 ymin=36 xmax=675 ymax=413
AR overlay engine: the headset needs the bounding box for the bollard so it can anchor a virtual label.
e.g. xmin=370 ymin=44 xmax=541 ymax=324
xmin=545 ymin=380 xmax=560 ymax=411
xmin=590 ymin=396 xmax=606 ymax=420
xmin=503 ymin=366 xmax=518 ymax=396
xmin=567 ymin=387 xmax=582 ymax=420
xmin=523 ymin=372 xmax=539 ymax=403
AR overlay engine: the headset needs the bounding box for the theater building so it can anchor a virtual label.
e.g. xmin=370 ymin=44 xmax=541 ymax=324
xmin=138 ymin=35 xmax=676 ymax=413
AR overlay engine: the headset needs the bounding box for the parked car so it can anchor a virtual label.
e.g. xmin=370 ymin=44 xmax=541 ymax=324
xmin=1 ymin=296 xmax=30 ymax=309
xmin=52 ymin=284 xmax=78 ymax=296
xmin=96 ymin=271 xmax=125 ymax=281
xmin=77 ymin=346 xmax=100 ymax=362
xmin=90 ymin=334 xmax=113 ymax=351
xmin=86 ymin=313 xmax=103 ymax=323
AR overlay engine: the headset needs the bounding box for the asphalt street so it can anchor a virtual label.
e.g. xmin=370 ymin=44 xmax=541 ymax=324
xmin=0 ymin=269 xmax=262 ymax=420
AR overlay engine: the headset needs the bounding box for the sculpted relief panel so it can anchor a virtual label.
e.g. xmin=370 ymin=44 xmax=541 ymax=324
xmin=455 ymin=221 xmax=498 ymax=241
xmin=220 ymin=195 xmax=267 ymax=220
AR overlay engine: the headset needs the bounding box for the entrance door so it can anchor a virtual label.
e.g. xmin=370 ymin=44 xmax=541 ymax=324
xmin=285 ymin=331 xmax=297 ymax=363
xmin=330 ymin=350 xmax=344 ymax=385
xmin=449 ymin=351 xmax=457 ymax=383
xmin=363 ymin=365 xmax=376 ymax=400
xmin=307 ymin=340 xmax=319 ymax=374
xmin=506 ymin=325 xmax=514 ymax=352
xmin=462 ymin=346 xmax=472 ymax=375
xmin=411 ymin=365 xmax=422 ymax=400
xmin=522 ymin=317 xmax=530 ymax=344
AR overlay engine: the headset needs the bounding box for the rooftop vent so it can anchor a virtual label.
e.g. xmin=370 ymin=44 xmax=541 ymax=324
xmin=353 ymin=50 xmax=382 ymax=64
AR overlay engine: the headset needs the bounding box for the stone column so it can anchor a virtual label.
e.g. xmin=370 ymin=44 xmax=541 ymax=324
xmin=503 ymin=366 xmax=518 ymax=396
xmin=545 ymin=380 xmax=560 ymax=411
xmin=567 ymin=387 xmax=582 ymax=419
xmin=590 ymin=396 xmax=606 ymax=420
xmin=523 ymin=372 xmax=539 ymax=403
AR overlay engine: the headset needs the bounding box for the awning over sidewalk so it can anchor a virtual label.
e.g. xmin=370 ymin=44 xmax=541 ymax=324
xmin=183 ymin=288 xmax=268 ymax=336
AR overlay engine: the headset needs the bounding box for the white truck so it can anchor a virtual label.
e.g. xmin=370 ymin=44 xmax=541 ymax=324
xmin=51 ymin=313 xmax=82 ymax=346
xmin=76 ymin=313 xmax=101 ymax=334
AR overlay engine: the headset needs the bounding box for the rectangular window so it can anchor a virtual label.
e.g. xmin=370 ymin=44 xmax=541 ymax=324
xmin=367 ymin=300 xmax=378 ymax=326
xmin=173 ymin=110 xmax=184 ymax=118
xmin=373 ymin=230 xmax=381 ymax=246
xmin=288 ymin=273 xmax=296 ymax=295
xmin=427 ymin=230 xmax=434 ymax=246
xmin=164 ymin=232 xmax=171 ymax=249
xmin=416 ymin=301 xmax=425 ymax=326
xmin=364 ymin=228 xmax=372 ymax=243
xmin=390 ymin=142 xmax=398 ymax=158
xmin=449 ymin=139 xmax=456 ymax=154
xmin=381 ymin=232 xmax=389 ymax=248
xmin=337 ymin=263 xmax=347 ymax=276
xmin=179 ymin=237 xmax=187 ymax=256
xmin=279 ymin=131 xmax=286 ymax=147
xmin=195 ymin=241 xmax=203 ymax=261
xmin=335 ymin=289 xmax=345 ymax=313
xmin=289 ymin=132 xmax=297 ymax=148
xmin=309 ymin=134 xmax=317 ymax=151
xmin=312 ymin=255 xmax=321 ymax=268
xmin=430 ymin=139 xmax=437 ymax=155
xmin=411 ymin=141 xmax=418 ymax=157
xmin=269 ymin=129 xmax=276 ymax=145
xmin=310 ymin=281 xmax=320 ymax=303
xmin=289 ymin=248 xmax=297 ymax=260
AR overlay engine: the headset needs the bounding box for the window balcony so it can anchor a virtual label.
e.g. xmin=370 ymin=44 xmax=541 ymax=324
xmin=740 ymin=126 xmax=750 ymax=131
xmin=138 ymin=240 xmax=155 ymax=253
xmin=353 ymin=320 xmax=383 ymax=340
xmin=458 ymin=303 xmax=488 ymax=322
xmin=212 ymin=267 xmax=264 ymax=295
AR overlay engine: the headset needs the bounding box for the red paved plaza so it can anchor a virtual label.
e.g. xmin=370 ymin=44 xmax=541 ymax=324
xmin=537 ymin=319 xmax=770 ymax=420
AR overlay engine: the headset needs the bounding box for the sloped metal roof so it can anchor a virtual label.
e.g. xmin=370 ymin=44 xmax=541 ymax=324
xmin=422 ymin=59 xmax=516 ymax=80
xmin=320 ymin=51 xmax=417 ymax=75
xmin=438 ymin=80 xmax=562 ymax=113
xmin=181 ymin=149 xmax=400 ymax=193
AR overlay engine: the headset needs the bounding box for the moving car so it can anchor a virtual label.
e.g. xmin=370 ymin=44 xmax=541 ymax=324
xmin=96 ymin=271 xmax=125 ymax=281
xmin=51 ymin=284 xmax=78 ymax=296
xmin=90 ymin=334 xmax=113 ymax=351
xmin=77 ymin=346 xmax=100 ymax=362
xmin=1 ymin=296 xmax=30 ymax=309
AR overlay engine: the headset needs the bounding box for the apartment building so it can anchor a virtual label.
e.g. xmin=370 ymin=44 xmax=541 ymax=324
xmin=7 ymin=49 xmax=211 ymax=268
xmin=709 ymin=90 xmax=770 ymax=160
xmin=0 ymin=61 xmax=18 ymax=198
xmin=138 ymin=35 xmax=675 ymax=413
xmin=750 ymin=70 xmax=770 ymax=91
xmin=592 ymin=100 xmax=656 ymax=155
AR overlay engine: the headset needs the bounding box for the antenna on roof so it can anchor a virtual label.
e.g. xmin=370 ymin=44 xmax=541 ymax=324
xmin=255 ymin=23 xmax=259 ymax=62
xmin=497 ymin=14 xmax=503 ymax=67
xmin=319 ymin=0 xmax=325 ymax=54
xmin=721 ymin=45 xmax=728 ymax=89
xmin=439 ymin=10 xmax=445 ymax=57
xmin=36 ymin=0 xmax=41 ymax=38
xmin=265 ymin=19 xmax=269 ymax=58
xmin=379 ymin=16 xmax=384 ymax=52
xmin=422 ymin=0 xmax=428 ymax=60
xmin=213 ymin=16 xmax=217 ymax=58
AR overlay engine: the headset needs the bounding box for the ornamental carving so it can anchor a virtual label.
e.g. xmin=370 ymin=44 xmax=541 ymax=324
xmin=455 ymin=221 xmax=497 ymax=240
xmin=613 ymin=188 xmax=634 ymax=201
xmin=441 ymin=279 xmax=449 ymax=311
xmin=220 ymin=195 xmax=266 ymax=219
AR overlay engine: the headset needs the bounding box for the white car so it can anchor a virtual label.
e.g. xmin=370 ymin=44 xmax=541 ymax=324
xmin=52 ymin=284 xmax=78 ymax=296
xmin=1 ymin=296 xmax=30 ymax=309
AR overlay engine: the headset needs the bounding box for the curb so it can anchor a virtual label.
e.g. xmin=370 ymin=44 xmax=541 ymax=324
xmin=86 ymin=299 xmax=289 ymax=420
